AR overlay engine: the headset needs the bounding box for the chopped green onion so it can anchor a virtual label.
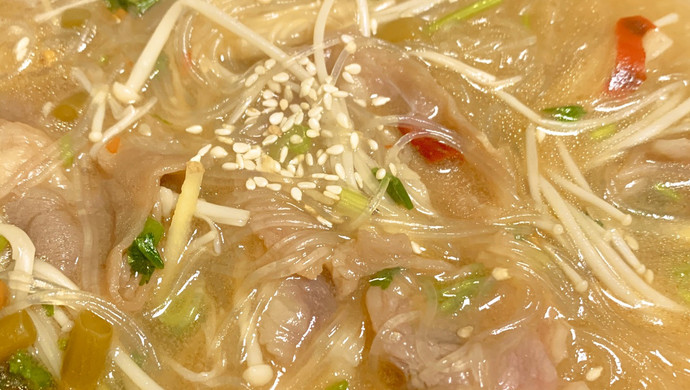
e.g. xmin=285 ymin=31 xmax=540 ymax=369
xmin=428 ymin=0 xmax=503 ymax=33
xmin=542 ymin=105 xmax=587 ymax=122
xmin=325 ymin=379 xmax=349 ymax=390
xmin=59 ymin=135 xmax=74 ymax=169
xmin=590 ymin=123 xmax=617 ymax=141
xmin=57 ymin=338 xmax=68 ymax=351
xmin=336 ymin=188 xmax=370 ymax=218
xmin=369 ymin=267 xmax=401 ymax=289
xmin=51 ymin=91 xmax=89 ymax=123
xmin=437 ymin=265 xmax=487 ymax=313
xmin=60 ymin=8 xmax=91 ymax=29
xmin=104 ymin=0 xmax=161 ymax=14
xmin=61 ymin=311 xmax=113 ymax=390
xmin=0 ymin=311 xmax=37 ymax=362
xmin=269 ymin=125 xmax=312 ymax=160
xmin=157 ymin=284 xmax=207 ymax=336
xmin=0 ymin=235 xmax=7 ymax=251
xmin=654 ymin=183 xmax=681 ymax=201
xmin=127 ymin=217 xmax=165 ymax=285
xmin=371 ymin=168 xmax=414 ymax=210
xmin=8 ymin=351 xmax=54 ymax=390
xmin=42 ymin=305 xmax=54 ymax=317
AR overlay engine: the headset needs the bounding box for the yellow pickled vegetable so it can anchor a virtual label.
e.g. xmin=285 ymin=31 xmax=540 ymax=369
xmin=0 ymin=310 xmax=37 ymax=361
xmin=60 ymin=310 xmax=112 ymax=390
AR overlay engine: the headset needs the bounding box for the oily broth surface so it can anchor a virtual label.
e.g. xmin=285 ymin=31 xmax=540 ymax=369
xmin=2 ymin=0 xmax=690 ymax=389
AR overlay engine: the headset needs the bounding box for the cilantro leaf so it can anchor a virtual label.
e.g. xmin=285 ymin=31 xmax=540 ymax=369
xmin=127 ymin=217 xmax=165 ymax=285
xmin=104 ymin=0 xmax=160 ymax=15
xmin=369 ymin=267 xmax=401 ymax=289
xmin=8 ymin=350 xmax=54 ymax=390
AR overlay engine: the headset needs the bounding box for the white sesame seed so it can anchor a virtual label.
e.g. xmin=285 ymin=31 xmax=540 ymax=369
xmin=586 ymin=367 xmax=603 ymax=382
xmin=295 ymin=111 xmax=304 ymax=125
xmin=344 ymin=63 xmax=361 ymax=75
xmin=372 ymin=96 xmax=391 ymax=106
xmin=333 ymin=90 xmax=349 ymax=98
xmin=308 ymin=118 xmax=321 ymax=131
xmin=262 ymin=99 xmax=278 ymax=108
xmin=368 ymin=139 xmax=379 ymax=151
xmin=267 ymin=183 xmax=282 ymax=191
xmin=272 ymin=72 xmax=289 ymax=83
xmin=340 ymin=34 xmax=354 ymax=43
xmin=281 ymin=169 xmax=295 ymax=178
xmin=284 ymin=87 xmax=294 ymax=102
xmin=253 ymin=176 xmax=268 ymax=187
xmin=244 ymin=73 xmax=259 ymax=87
xmin=353 ymin=98 xmax=367 ymax=107
xmin=262 ymin=91 xmax=275 ymax=101
xmin=288 ymin=157 xmax=299 ymax=166
xmin=288 ymin=104 xmax=300 ymax=114
xmin=321 ymin=129 xmax=334 ymax=138
xmin=324 ymin=75 xmax=333 ymax=84
xmin=457 ymin=326 xmax=473 ymax=338
xmin=345 ymin=41 xmax=357 ymax=53
xmin=262 ymin=134 xmax=279 ymax=146
xmin=305 ymin=153 xmax=314 ymax=166
xmin=287 ymin=164 xmax=297 ymax=174
xmin=297 ymin=181 xmax=317 ymax=189
xmin=268 ymin=81 xmax=282 ymax=93
xmin=305 ymin=62 xmax=317 ymax=76
xmin=281 ymin=116 xmax=296 ymax=132
xmin=323 ymin=190 xmax=340 ymax=201
xmin=290 ymin=187 xmax=302 ymax=201
xmin=317 ymin=153 xmax=328 ymax=166
xmin=245 ymin=107 xmax=261 ymax=117
xmin=322 ymin=84 xmax=338 ymax=94
xmin=244 ymin=159 xmax=257 ymax=170
xmin=350 ymin=132 xmax=360 ymax=150
xmin=376 ymin=168 xmax=386 ymax=180
xmin=298 ymin=56 xmax=310 ymax=66
xmin=336 ymin=113 xmax=350 ymax=128
xmin=233 ymin=142 xmax=251 ymax=154
xmin=324 ymin=174 xmax=339 ymax=181
xmin=244 ymin=148 xmax=262 ymax=160
xmin=265 ymin=58 xmax=276 ymax=69
xmin=279 ymin=146 xmax=289 ymax=163
xmin=215 ymin=128 xmax=233 ymax=136
xmin=222 ymin=162 xmax=239 ymax=170
xmin=308 ymin=106 xmax=323 ymax=118
xmin=210 ymin=146 xmax=228 ymax=158
xmin=289 ymin=134 xmax=303 ymax=144
xmin=308 ymin=89 xmax=317 ymax=101
xmin=316 ymin=216 xmax=333 ymax=228
xmin=300 ymin=102 xmax=310 ymax=110
xmin=323 ymin=93 xmax=333 ymax=110
xmin=411 ymin=241 xmax=422 ymax=254
xmin=296 ymin=163 xmax=304 ymax=177
xmin=491 ymin=267 xmax=511 ymax=281
xmin=388 ymin=163 xmax=397 ymax=176
xmin=335 ymin=163 xmax=346 ymax=180
xmin=246 ymin=178 xmax=257 ymax=190
xmin=312 ymin=173 xmax=326 ymax=179
xmin=278 ymin=99 xmax=288 ymax=111
xmin=342 ymin=72 xmax=355 ymax=84
xmin=255 ymin=65 xmax=267 ymax=75
xmin=306 ymin=129 xmax=319 ymax=139
xmin=326 ymin=144 xmax=345 ymax=155
xmin=236 ymin=154 xmax=244 ymax=169
xmin=185 ymin=125 xmax=203 ymax=134
xmin=326 ymin=185 xmax=342 ymax=195
xmin=217 ymin=136 xmax=234 ymax=145
xmin=354 ymin=172 xmax=363 ymax=188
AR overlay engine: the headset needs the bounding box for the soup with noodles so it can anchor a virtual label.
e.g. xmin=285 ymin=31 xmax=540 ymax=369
xmin=1 ymin=0 xmax=690 ymax=388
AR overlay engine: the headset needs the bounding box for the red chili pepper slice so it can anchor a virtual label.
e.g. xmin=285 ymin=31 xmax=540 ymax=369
xmin=606 ymin=16 xmax=655 ymax=95
xmin=398 ymin=124 xmax=463 ymax=163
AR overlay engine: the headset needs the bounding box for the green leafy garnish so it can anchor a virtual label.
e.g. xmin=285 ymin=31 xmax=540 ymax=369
xmin=0 ymin=235 xmax=7 ymax=251
xmin=8 ymin=351 xmax=54 ymax=390
xmin=428 ymin=0 xmax=503 ymax=33
xmin=437 ymin=265 xmax=487 ymax=313
xmin=654 ymin=183 xmax=681 ymax=201
xmin=325 ymin=379 xmax=349 ymax=390
xmin=372 ymin=168 xmax=414 ymax=210
xmin=369 ymin=267 xmax=401 ymax=289
xmin=269 ymin=125 xmax=312 ymax=160
xmin=58 ymin=338 xmax=69 ymax=351
xmin=542 ymin=105 xmax=587 ymax=122
xmin=590 ymin=123 xmax=617 ymax=141
xmin=127 ymin=217 xmax=165 ymax=285
xmin=104 ymin=0 xmax=160 ymax=14
xmin=336 ymin=188 xmax=370 ymax=218
xmin=42 ymin=305 xmax=54 ymax=317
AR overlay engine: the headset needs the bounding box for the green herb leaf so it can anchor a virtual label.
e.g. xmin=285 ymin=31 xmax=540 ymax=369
xmin=0 ymin=235 xmax=8 ymax=251
xmin=372 ymin=168 xmax=414 ymax=210
xmin=8 ymin=351 xmax=54 ymax=390
xmin=42 ymin=305 xmax=54 ymax=317
xmin=59 ymin=135 xmax=74 ymax=169
xmin=437 ymin=265 xmax=487 ymax=313
xmin=325 ymin=379 xmax=349 ymax=390
xmin=654 ymin=183 xmax=682 ymax=201
xmin=542 ymin=105 xmax=587 ymax=122
xmin=104 ymin=0 xmax=160 ymax=14
xmin=127 ymin=217 xmax=165 ymax=285
xmin=369 ymin=267 xmax=401 ymax=289
xmin=428 ymin=0 xmax=503 ymax=33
